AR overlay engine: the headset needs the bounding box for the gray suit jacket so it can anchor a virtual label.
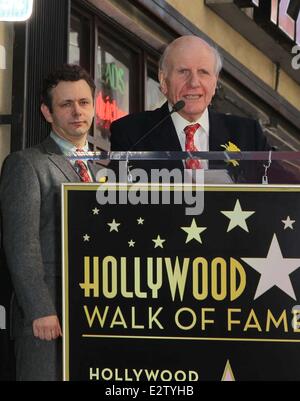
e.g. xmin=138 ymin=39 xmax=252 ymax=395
xmin=0 ymin=136 xmax=99 ymax=337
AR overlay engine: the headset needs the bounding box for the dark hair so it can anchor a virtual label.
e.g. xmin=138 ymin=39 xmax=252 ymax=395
xmin=41 ymin=64 xmax=96 ymax=111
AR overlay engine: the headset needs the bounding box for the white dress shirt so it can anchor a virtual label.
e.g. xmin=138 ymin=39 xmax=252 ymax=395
xmin=50 ymin=131 xmax=93 ymax=181
xmin=170 ymin=104 xmax=210 ymax=169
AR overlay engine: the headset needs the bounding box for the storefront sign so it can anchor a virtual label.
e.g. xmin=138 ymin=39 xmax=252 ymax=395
xmin=0 ymin=0 xmax=33 ymax=21
xmin=292 ymin=45 xmax=300 ymax=69
xmin=206 ymin=0 xmax=300 ymax=83
xmin=251 ymin=0 xmax=299 ymax=45
xmin=95 ymin=91 xmax=127 ymax=129
xmin=105 ymin=63 xmax=125 ymax=95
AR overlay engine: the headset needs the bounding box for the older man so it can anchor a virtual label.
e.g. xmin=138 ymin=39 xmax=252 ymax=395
xmin=110 ymin=35 xmax=271 ymax=183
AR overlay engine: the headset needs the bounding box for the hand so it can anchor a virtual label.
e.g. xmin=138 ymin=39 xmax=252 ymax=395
xmin=32 ymin=315 xmax=62 ymax=341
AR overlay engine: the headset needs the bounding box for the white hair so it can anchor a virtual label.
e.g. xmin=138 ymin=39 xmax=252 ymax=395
xmin=159 ymin=36 xmax=223 ymax=76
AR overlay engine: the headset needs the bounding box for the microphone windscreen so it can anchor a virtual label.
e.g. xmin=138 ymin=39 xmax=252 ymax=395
xmin=172 ymin=100 xmax=185 ymax=112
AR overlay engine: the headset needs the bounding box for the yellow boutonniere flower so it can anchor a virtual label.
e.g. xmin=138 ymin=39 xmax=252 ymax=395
xmin=221 ymin=141 xmax=241 ymax=167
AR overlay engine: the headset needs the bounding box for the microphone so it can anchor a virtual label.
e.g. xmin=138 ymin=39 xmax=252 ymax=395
xmin=129 ymin=100 xmax=185 ymax=151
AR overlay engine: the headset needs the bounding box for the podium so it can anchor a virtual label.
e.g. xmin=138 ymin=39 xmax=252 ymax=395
xmin=62 ymin=152 xmax=300 ymax=381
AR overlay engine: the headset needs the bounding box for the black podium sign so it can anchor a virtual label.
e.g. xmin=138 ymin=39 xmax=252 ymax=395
xmin=62 ymin=184 xmax=300 ymax=381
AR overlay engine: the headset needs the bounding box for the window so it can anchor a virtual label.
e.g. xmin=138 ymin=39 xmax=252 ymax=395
xmin=69 ymin=5 xmax=161 ymax=153
xmin=146 ymin=61 xmax=165 ymax=111
xmin=94 ymin=35 xmax=132 ymax=150
xmin=69 ymin=15 xmax=81 ymax=65
xmin=68 ymin=11 xmax=92 ymax=72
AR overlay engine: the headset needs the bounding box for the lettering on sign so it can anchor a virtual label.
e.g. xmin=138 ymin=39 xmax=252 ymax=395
xmin=291 ymin=45 xmax=300 ymax=69
xmin=105 ymin=63 xmax=125 ymax=95
xmin=95 ymin=91 xmax=127 ymax=129
xmin=248 ymin=0 xmax=300 ymax=45
xmin=262 ymin=0 xmax=299 ymax=45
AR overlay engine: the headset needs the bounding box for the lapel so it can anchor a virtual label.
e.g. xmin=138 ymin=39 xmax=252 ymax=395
xmin=208 ymin=109 xmax=243 ymax=179
xmin=153 ymin=105 xmax=235 ymax=152
xmin=40 ymin=136 xmax=81 ymax=182
xmin=208 ymin=109 xmax=231 ymax=170
xmin=87 ymin=161 xmax=103 ymax=182
xmin=143 ymin=102 xmax=182 ymax=151
xmin=157 ymin=102 xmax=182 ymax=151
xmin=209 ymin=109 xmax=231 ymax=151
xmin=152 ymin=102 xmax=182 ymax=169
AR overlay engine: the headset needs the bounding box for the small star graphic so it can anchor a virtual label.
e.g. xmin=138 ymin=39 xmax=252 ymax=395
xmin=107 ymin=219 xmax=121 ymax=232
xmin=282 ymin=216 xmax=295 ymax=230
xmin=137 ymin=217 xmax=144 ymax=225
xmin=128 ymin=240 xmax=135 ymax=248
xmin=221 ymin=199 xmax=255 ymax=232
xmin=92 ymin=207 xmax=100 ymax=215
xmin=83 ymin=234 xmax=90 ymax=242
xmin=152 ymin=235 xmax=166 ymax=249
xmin=181 ymin=218 xmax=207 ymax=244
xmin=241 ymin=234 xmax=300 ymax=300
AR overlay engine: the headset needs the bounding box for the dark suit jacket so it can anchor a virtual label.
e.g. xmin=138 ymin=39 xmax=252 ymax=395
xmin=0 ymin=136 xmax=100 ymax=337
xmin=110 ymin=102 xmax=273 ymax=183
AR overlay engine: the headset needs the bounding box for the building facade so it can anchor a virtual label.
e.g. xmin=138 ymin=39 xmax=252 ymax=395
xmin=0 ymin=0 xmax=300 ymax=380
xmin=0 ymin=0 xmax=299 ymax=160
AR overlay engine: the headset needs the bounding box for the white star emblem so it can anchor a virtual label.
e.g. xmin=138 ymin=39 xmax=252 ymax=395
xmin=83 ymin=234 xmax=90 ymax=242
xmin=221 ymin=199 xmax=255 ymax=232
xmin=107 ymin=219 xmax=120 ymax=232
xmin=137 ymin=217 xmax=144 ymax=225
xmin=282 ymin=216 xmax=295 ymax=230
xmin=181 ymin=218 xmax=207 ymax=244
xmin=92 ymin=207 xmax=100 ymax=215
xmin=152 ymin=235 xmax=166 ymax=249
xmin=128 ymin=240 xmax=135 ymax=248
xmin=241 ymin=234 xmax=300 ymax=300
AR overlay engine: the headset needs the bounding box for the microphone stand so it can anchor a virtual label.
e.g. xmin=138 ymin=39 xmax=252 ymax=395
xmin=126 ymin=152 xmax=133 ymax=183
xmin=125 ymin=100 xmax=185 ymax=183
xmin=128 ymin=100 xmax=185 ymax=151
xmin=262 ymin=150 xmax=272 ymax=184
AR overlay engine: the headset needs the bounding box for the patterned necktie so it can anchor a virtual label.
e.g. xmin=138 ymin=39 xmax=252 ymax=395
xmin=75 ymin=149 xmax=92 ymax=183
xmin=184 ymin=123 xmax=202 ymax=169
